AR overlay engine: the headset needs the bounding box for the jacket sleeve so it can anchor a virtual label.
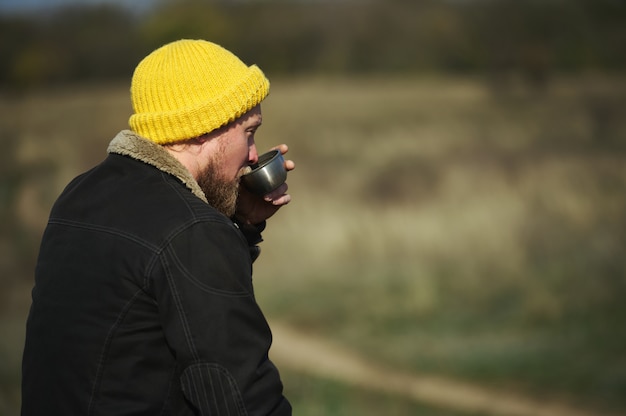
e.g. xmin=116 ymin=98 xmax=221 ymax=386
xmin=152 ymin=219 xmax=291 ymax=416
xmin=232 ymin=219 xmax=266 ymax=263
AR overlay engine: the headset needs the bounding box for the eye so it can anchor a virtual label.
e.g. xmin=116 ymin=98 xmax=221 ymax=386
xmin=246 ymin=125 xmax=260 ymax=138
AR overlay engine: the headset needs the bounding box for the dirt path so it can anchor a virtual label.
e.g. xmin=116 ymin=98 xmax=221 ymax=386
xmin=269 ymin=321 xmax=616 ymax=416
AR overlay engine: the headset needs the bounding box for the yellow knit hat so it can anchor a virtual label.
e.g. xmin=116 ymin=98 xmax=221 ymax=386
xmin=129 ymin=39 xmax=270 ymax=144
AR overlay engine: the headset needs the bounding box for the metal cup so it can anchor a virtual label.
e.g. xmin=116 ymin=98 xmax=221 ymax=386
xmin=241 ymin=149 xmax=287 ymax=195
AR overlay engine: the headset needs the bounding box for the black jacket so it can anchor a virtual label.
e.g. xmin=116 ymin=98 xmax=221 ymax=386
xmin=21 ymin=131 xmax=291 ymax=416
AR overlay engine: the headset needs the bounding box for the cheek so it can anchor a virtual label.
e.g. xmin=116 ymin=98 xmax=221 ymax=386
xmin=237 ymin=139 xmax=252 ymax=164
xmin=220 ymin=133 xmax=251 ymax=177
xmin=241 ymin=135 xmax=252 ymax=154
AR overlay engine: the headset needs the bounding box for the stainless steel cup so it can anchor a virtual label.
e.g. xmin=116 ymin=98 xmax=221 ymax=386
xmin=241 ymin=149 xmax=287 ymax=195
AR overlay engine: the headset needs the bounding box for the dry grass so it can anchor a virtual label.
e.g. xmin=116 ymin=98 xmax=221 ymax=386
xmin=254 ymin=76 xmax=626 ymax=412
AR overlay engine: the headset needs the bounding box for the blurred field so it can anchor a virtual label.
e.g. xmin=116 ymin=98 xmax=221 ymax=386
xmin=1 ymin=75 xmax=625 ymax=415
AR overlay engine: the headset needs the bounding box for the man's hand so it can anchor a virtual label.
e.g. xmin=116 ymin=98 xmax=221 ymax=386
xmin=235 ymin=144 xmax=295 ymax=225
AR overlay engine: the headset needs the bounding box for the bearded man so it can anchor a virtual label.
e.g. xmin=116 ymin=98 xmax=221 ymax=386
xmin=21 ymin=39 xmax=294 ymax=416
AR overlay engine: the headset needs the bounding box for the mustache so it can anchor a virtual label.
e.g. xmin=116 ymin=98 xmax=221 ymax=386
xmin=238 ymin=166 xmax=253 ymax=177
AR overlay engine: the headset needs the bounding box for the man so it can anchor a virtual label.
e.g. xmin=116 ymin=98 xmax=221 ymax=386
xmin=21 ymin=39 xmax=293 ymax=415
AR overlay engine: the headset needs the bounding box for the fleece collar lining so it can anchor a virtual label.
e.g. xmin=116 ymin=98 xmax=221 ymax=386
xmin=107 ymin=130 xmax=208 ymax=203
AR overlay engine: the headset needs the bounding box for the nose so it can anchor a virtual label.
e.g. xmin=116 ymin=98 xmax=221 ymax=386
xmin=248 ymin=143 xmax=259 ymax=165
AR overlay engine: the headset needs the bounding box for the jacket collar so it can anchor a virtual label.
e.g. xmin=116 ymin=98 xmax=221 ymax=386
xmin=107 ymin=130 xmax=208 ymax=203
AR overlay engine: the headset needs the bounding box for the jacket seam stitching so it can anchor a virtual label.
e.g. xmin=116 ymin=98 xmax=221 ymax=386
xmin=48 ymin=218 xmax=160 ymax=252
xmin=157 ymin=363 xmax=179 ymax=416
xmin=183 ymin=363 xmax=248 ymax=416
xmin=87 ymin=287 xmax=148 ymax=415
xmin=163 ymin=171 xmax=205 ymax=215
xmin=161 ymin=255 xmax=200 ymax=362
xmin=166 ymin=243 xmax=251 ymax=297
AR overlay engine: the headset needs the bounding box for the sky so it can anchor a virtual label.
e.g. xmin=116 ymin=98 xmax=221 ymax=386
xmin=0 ymin=0 xmax=338 ymax=14
xmin=0 ymin=0 xmax=161 ymax=15
xmin=0 ymin=0 xmax=384 ymax=14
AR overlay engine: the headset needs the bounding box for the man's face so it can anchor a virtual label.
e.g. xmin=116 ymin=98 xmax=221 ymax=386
xmin=217 ymin=105 xmax=262 ymax=181
xmin=196 ymin=105 xmax=262 ymax=216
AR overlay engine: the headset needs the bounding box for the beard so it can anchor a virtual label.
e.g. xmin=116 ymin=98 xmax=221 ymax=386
xmin=196 ymin=157 xmax=240 ymax=218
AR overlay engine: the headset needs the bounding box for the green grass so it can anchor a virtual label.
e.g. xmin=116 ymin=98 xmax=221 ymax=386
xmin=2 ymin=75 xmax=625 ymax=415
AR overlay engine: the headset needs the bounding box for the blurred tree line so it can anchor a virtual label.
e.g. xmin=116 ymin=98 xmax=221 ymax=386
xmin=0 ymin=0 xmax=625 ymax=89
